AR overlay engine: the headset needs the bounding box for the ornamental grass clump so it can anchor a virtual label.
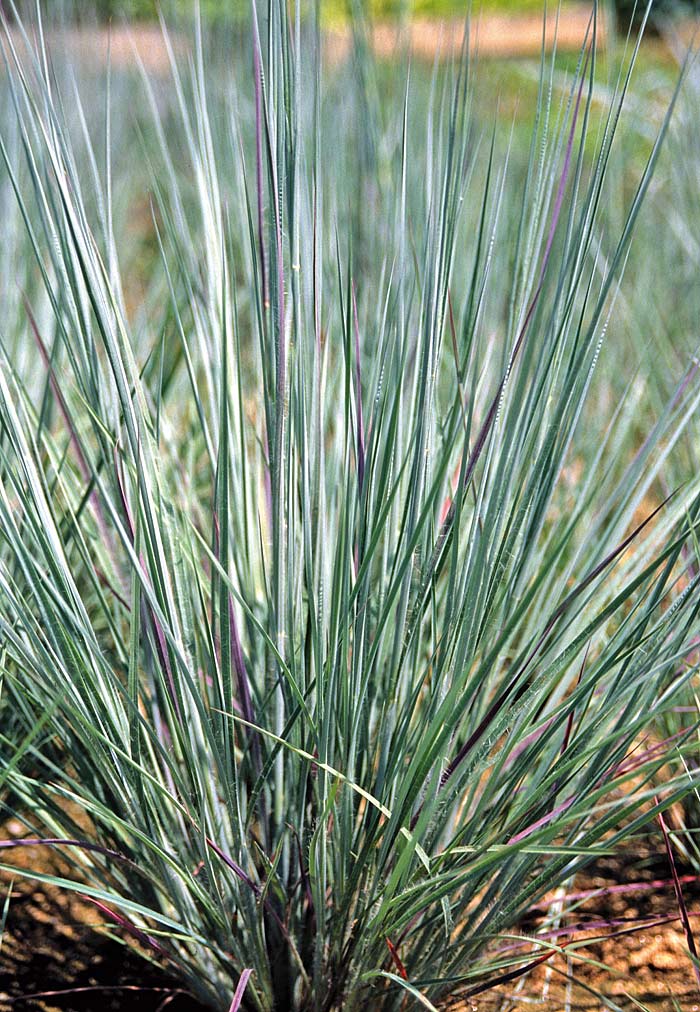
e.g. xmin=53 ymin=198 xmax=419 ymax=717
xmin=0 ymin=3 xmax=699 ymax=1009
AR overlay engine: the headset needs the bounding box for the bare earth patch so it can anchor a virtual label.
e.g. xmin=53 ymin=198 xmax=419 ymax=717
xmin=8 ymin=24 xmax=187 ymax=75
xmin=326 ymin=6 xmax=607 ymax=64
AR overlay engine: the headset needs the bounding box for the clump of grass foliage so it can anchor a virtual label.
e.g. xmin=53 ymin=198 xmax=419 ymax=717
xmin=0 ymin=2 xmax=699 ymax=1009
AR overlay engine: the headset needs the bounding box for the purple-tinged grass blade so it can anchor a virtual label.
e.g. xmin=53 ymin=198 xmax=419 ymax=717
xmin=502 ymin=715 xmax=556 ymax=768
xmin=528 ymin=874 xmax=700 ymax=909
xmin=0 ymin=836 xmax=138 ymax=870
xmin=206 ymin=838 xmax=301 ymax=953
xmin=539 ymin=492 xmax=676 ymax=644
xmin=229 ymin=968 xmax=253 ymax=1012
xmin=262 ymin=426 xmax=273 ymax=541
xmin=206 ymin=837 xmax=260 ymax=897
xmin=560 ymin=643 xmax=589 ymax=758
xmin=0 ymin=838 xmax=183 ymax=953
xmin=611 ymin=728 xmax=692 ymax=780
xmin=211 ymin=513 xmax=256 ymax=730
xmin=93 ymin=566 xmax=129 ymax=609
xmin=508 ymin=793 xmax=576 ymax=845
xmin=83 ymin=896 xmax=173 ymax=960
xmin=229 ymin=597 xmax=256 ymax=732
xmin=658 ymin=803 xmax=700 ymax=993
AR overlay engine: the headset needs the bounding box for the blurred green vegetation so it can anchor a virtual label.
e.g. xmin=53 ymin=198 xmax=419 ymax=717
xmin=85 ymin=0 xmax=242 ymax=19
xmin=69 ymin=0 xmax=700 ymax=29
xmin=84 ymin=0 xmax=555 ymax=19
xmin=56 ymin=0 xmax=695 ymax=35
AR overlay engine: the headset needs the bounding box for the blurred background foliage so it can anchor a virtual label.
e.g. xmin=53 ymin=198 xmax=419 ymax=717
xmin=28 ymin=0 xmax=700 ymax=27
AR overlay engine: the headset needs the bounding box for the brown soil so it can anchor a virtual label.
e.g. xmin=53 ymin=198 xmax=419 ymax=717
xmin=325 ymin=6 xmax=608 ymax=65
xmin=8 ymin=25 xmax=188 ymax=75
